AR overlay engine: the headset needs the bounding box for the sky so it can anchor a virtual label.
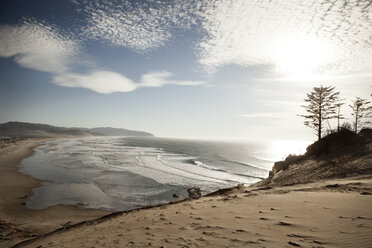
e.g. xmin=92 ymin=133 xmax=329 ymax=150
xmin=0 ymin=0 xmax=371 ymax=142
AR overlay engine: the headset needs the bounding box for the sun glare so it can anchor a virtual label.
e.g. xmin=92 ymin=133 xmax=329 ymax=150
xmin=267 ymin=140 xmax=309 ymax=161
xmin=275 ymin=38 xmax=333 ymax=80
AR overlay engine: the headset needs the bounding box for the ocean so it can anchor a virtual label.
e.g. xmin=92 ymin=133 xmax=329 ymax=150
xmin=20 ymin=136 xmax=307 ymax=211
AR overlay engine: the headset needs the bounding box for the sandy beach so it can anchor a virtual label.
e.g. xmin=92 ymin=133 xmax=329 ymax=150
xmin=0 ymin=139 xmax=109 ymax=247
xmin=1 ymin=137 xmax=372 ymax=248
xmin=13 ymin=177 xmax=372 ymax=248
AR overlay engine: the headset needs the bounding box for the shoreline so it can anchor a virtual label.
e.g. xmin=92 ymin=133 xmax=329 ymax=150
xmin=0 ymin=138 xmax=110 ymax=247
xmin=2 ymin=137 xmax=372 ymax=247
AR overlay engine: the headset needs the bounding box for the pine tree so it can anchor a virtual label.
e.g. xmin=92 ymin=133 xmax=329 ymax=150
xmin=349 ymin=97 xmax=371 ymax=133
xmin=300 ymin=85 xmax=340 ymax=140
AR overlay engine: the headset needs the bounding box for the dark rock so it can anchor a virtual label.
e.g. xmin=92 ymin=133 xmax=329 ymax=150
xmin=187 ymin=187 xmax=201 ymax=199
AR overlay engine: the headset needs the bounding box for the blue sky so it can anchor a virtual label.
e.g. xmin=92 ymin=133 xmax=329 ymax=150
xmin=0 ymin=0 xmax=371 ymax=142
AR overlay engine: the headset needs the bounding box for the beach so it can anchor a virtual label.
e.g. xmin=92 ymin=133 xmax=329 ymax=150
xmin=1 ymin=138 xmax=372 ymax=248
xmin=17 ymin=137 xmax=272 ymax=211
xmin=0 ymin=139 xmax=109 ymax=247
xmin=14 ymin=177 xmax=372 ymax=248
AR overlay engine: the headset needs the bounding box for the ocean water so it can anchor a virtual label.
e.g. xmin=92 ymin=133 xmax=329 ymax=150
xmin=20 ymin=137 xmax=306 ymax=211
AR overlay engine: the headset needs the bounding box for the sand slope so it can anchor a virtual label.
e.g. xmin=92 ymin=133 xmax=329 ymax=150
xmin=15 ymin=177 xmax=372 ymax=248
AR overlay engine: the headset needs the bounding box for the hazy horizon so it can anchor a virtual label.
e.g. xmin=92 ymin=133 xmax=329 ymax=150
xmin=1 ymin=0 xmax=371 ymax=142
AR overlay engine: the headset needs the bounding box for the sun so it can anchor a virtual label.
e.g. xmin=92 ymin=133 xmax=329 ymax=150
xmin=274 ymin=38 xmax=334 ymax=80
xmin=267 ymin=140 xmax=309 ymax=161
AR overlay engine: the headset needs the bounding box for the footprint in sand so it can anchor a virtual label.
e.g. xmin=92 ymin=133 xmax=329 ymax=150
xmin=339 ymin=216 xmax=349 ymax=219
xmin=202 ymin=231 xmax=217 ymax=236
xmin=195 ymin=225 xmax=224 ymax=230
xmin=354 ymin=216 xmax=371 ymax=220
xmin=196 ymin=237 xmax=207 ymax=242
xmin=189 ymin=222 xmax=200 ymax=227
xmin=313 ymin=240 xmax=327 ymax=245
xmin=276 ymin=221 xmax=293 ymax=226
xmin=287 ymin=234 xmax=312 ymax=238
xmin=288 ymin=241 xmax=301 ymax=247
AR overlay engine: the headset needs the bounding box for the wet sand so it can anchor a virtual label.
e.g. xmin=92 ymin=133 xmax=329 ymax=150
xmin=0 ymin=138 xmax=109 ymax=247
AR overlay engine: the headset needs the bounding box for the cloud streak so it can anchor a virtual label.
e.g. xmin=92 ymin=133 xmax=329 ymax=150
xmin=53 ymin=70 xmax=205 ymax=94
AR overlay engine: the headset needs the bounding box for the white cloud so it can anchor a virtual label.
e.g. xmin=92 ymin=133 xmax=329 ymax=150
xmin=76 ymin=0 xmax=200 ymax=52
xmin=53 ymin=70 xmax=204 ymax=94
xmin=0 ymin=17 xmax=203 ymax=94
xmin=52 ymin=70 xmax=136 ymax=94
xmin=0 ymin=20 xmax=79 ymax=73
xmin=74 ymin=0 xmax=372 ymax=76
xmin=140 ymin=71 xmax=204 ymax=87
xmin=2 ymin=0 xmax=370 ymax=95
xmin=197 ymin=0 xmax=372 ymax=74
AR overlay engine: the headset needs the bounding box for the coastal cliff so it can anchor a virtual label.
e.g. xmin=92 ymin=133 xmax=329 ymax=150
xmin=257 ymin=129 xmax=372 ymax=187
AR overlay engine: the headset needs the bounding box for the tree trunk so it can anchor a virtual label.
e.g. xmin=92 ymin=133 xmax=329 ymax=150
xmin=318 ymin=106 xmax=322 ymax=140
xmin=354 ymin=107 xmax=359 ymax=133
xmin=318 ymin=120 xmax=322 ymax=140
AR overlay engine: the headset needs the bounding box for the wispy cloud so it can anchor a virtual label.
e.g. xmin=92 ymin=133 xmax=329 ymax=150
xmin=0 ymin=19 xmax=79 ymax=73
xmin=74 ymin=0 xmax=372 ymax=75
xmin=53 ymin=70 xmax=205 ymax=94
xmin=0 ymin=16 xmax=203 ymax=94
xmin=1 ymin=0 xmax=370 ymax=94
xmin=75 ymin=0 xmax=200 ymax=52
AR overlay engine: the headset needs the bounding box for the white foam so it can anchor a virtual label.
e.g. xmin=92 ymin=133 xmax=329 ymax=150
xmin=22 ymin=137 xmax=265 ymax=210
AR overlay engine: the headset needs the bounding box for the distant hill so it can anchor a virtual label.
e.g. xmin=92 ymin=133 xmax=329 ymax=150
xmin=89 ymin=127 xmax=153 ymax=137
xmin=0 ymin=122 xmax=154 ymax=138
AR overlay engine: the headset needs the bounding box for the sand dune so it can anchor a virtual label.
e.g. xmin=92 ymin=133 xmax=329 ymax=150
xmin=13 ymin=177 xmax=372 ymax=248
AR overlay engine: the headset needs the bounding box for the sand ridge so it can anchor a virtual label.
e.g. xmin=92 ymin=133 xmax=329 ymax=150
xmin=13 ymin=177 xmax=372 ymax=248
